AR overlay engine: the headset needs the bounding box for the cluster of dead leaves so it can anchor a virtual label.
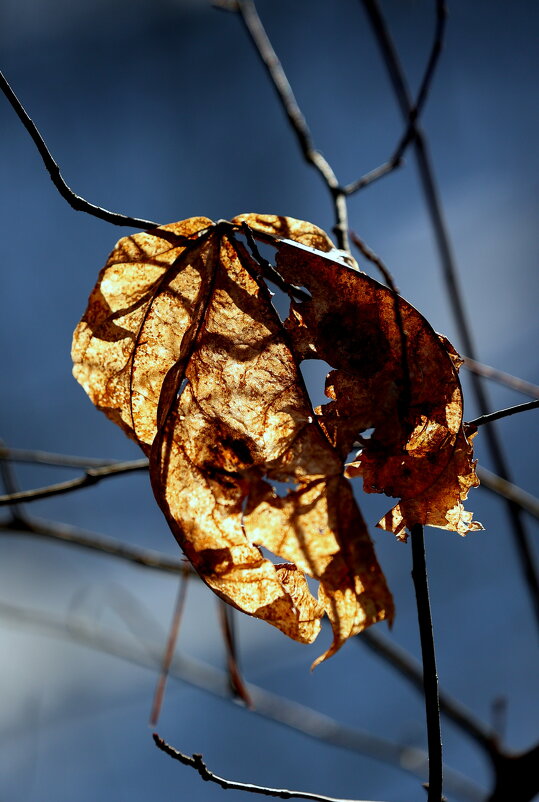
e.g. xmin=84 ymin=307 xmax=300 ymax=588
xmin=72 ymin=214 xmax=481 ymax=665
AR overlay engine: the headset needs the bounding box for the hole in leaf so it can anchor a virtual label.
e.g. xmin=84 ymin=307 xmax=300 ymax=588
xmin=270 ymin=479 xmax=299 ymax=498
xmin=177 ymin=378 xmax=188 ymax=400
xmin=299 ymin=359 xmax=334 ymax=410
xmin=360 ymin=427 xmax=375 ymax=440
xmin=269 ymin=283 xmax=292 ymax=324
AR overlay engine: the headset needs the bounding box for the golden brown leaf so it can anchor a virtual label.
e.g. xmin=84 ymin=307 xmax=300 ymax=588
xmin=251 ymin=219 xmax=481 ymax=539
xmin=72 ymin=217 xmax=213 ymax=451
xmin=72 ymin=213 xmax=480 ymax=664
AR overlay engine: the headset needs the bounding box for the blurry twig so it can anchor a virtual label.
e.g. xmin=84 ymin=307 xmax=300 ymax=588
xmin=230 ymin=1 xmax=349 ymax=251
xmin=0 ymin=447 xmax=119 ymax=469
xmin=153 ymin=732 xmax=384 ymax=802
xmin=0 ymin=440 xmax=28 ymax=525
xmin=462 ymin=358 xmax=539 ymax=400
xmin=0 ymin=458 xmax=149 ymax=506
xmin=0 ymin=599 xmax=484 ymax=802
xmin=345 ymin=0 xmax=447 ymax=195
xmin=466 ymin=400 xmax=539 ymax=428
xmin=218 ymin=601 xmax=253 ymax=707
xmin=410 ymin=524 xmax=443 ymax=802
xmin=361 ymin=0 xmax=539 ymax=632
xmin=0 ymin=515 xmax=188 ymax=575
xmin=150 ymin=576 xmax=189 ymax=728
xmin=476 ymin=466 xmax=539 ymax=521
xmin=359 ymin=630 xmax=495 ymax=756
xmin=0 ymin=69 xmax=157 ymax=229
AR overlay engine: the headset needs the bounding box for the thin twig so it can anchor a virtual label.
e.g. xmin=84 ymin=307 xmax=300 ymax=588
xmin=0 ymin=440 xmax=28 ymax=525
xmin=358 ymin=630 xmax=495 ymax=757
xmin=0 ymin=515 xmax=188 ymax=575
xmin=218 ymin=600 xmax=253 ymax=707
xmin=231 ymin=1 xmax=348 ymax=251
xmin=150 ymin=576 xmax=189 ymax=727
xmin=466 ymin=400 xmax=539 ymax=429
xmin=410 ymin=524 xmax=443 ymax=802
xmin=0 ymin=447 xmax=118 ymax=469
xmin=345 ymin=0 xmax=447 ymax=195
xmin=0 ymin=599 xmax=484 ymax=802
xmin=462 ymin=358 xmax=539 ymax=400
xmin=361 ymin=0 xmax=539 ymax=632
xmin=153 ymin=733 xmax=385 ymax=802
xmin=0 ymin=458 xmax=149 ymax=506
xmin=477 ymin=466 xmax=539 ymax=521
xmin=0 ymin=70 xmax=157 ymax=229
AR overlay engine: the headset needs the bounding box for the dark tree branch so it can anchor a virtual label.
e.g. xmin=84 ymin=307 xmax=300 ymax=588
xmin=462 ymin=358 xmax=539 ymax=400
xmin=153 ymin=733 xmax=385 ymax=802
xmin=0 ymin=458 xmax=149 ymax=506
xmin=345 ymin=0 xmax=447 ymax=195
xmin=0 ymin=69 xmax=157 ymax=229
xmin=466 ymin=400 xmax=539 ymax=429
xmin=231 ymin=1 xmax=349 ymax=251
xmin=361 ymin=0 xmax=539 ymax=633
xmin=410 ymin=524 xmax=443 ymax=802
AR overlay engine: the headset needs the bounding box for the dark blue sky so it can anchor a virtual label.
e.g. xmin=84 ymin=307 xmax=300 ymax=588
xmin=1 ymin=2 xmax=538 ymax=801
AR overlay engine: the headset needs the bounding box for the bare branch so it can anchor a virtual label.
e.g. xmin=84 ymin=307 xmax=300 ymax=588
xmin=0 ymin=515 xmax=187 ymax=575
xmin=0 ymin=439 xmax=28 ymax=525
xmin=0 ymin=69 xmax=157 ymax=230
xmin=150 ymin=576 xmax=189 ymax=727
xmin=0 ymin=446 xmax=118 ymax=469
xmin=231 ymin=1 xmax=349 ymax=251
xmin=0 ymin=458 xmax=149 ymax=507
xmin=153 ymin=732 xmax=386 ymax=802
xmin=345 ymin=0 xmax=447 ymax=195
xmin=218 ymin=600 xmax=253 ymax=707
xmin=466 ymin=400 xmax=539 ymax=429
xmin=477 ymin=466 xmax=539 ymax=521
xmin=462 ymin=358 xmax=539 ymax=400
xmin=361 ymin=0 xmax=539 ymax=632
xmin=358 ymin=630 xmax=495 ymax=757
xmin=410 ymin=524 xmax=443 ymax=802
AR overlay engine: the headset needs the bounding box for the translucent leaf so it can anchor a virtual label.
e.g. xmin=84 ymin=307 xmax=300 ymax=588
xmin=73 ymin=213 xmax=480 ymax=664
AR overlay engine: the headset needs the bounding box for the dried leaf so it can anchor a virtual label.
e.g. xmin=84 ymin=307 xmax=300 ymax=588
xmin=244 ymin=215 xmax=481 ymax=539
xmin=73 ymin=213 xmax=480 ymax=664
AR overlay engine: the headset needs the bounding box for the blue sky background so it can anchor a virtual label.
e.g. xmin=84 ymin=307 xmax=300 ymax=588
xmin=0 ymin=2 xmax=538 ymax=801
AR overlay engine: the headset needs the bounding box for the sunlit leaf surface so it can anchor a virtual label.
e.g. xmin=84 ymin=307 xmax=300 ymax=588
xmin=73 ymin=214 xmax=480 ymax=663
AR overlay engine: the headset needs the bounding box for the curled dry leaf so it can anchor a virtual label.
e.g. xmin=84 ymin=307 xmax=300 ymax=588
xmin=72 ymin=213 xmax=480 ymax=664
